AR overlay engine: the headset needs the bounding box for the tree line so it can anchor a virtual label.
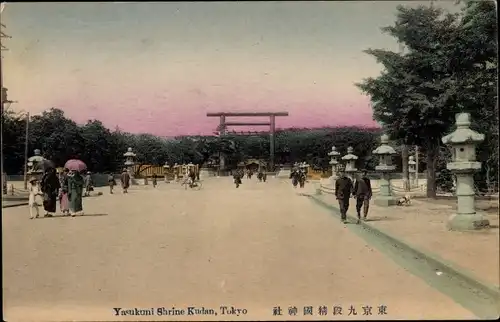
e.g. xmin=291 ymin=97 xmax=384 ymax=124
xmin=3 ymin=108 xmax=386 ymax=174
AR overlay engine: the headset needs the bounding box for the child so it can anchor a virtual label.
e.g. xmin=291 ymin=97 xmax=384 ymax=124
xmin=28 ymin=177 xmax=43 ymax=219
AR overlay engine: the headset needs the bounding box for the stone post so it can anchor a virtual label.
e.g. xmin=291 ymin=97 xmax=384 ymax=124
xmin=442 ymin=113 xmax=490 ymax=231
xmin=328 ymin=146 xmax=340 ymax=186
xmin=341 ymin=147 xmax=358 ymax=180
xmin=123 ymin=147 xmax=138 ymax=185
xmin=163 ymin=162 xmax=170 ymax=183
xmin=408 ymin=155 xmax=417 ymax=187
xmin=373 ymin=134 xmax=398 ymax=206
xmin=173 ymin=163 xmax=179 ymax=182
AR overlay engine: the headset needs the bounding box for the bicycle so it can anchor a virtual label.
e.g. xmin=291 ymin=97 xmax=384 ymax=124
xmin=181 ymin=177 xmax=203 ymax=190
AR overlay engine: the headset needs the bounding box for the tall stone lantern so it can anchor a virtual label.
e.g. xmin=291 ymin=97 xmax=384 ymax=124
xmin=342 ymin=147 xmax=358 ymax=180
xmin=328 ymin=146 xmax=340 ymax=185
xmin=123 ymin=147 xmax=137 ymax=185
xmin=163 ymin=162 xmax=170 ymax=183
xmin=408 ymin=155 xmax=417 ymax=187
xmin=442 ymin=113 xmax=489 ymax=231
xmin=373 ymin=134 xmax=398 ymax=206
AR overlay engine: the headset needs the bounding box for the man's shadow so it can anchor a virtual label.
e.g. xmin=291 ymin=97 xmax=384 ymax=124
xmin=36 ymin=213 xmax=108 ymax=219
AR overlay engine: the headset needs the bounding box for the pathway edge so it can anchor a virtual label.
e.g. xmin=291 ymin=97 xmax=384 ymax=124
xmin=307 ymin=194 xmax=500 ymax=302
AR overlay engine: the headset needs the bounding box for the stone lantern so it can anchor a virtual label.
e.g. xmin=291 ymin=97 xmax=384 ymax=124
xmin=442 ymin=112 xmax=489 ymax=231
xmin=181 ymin=164 xmax=188 ymax=178
xmin=372 ymin=134 xmax=398 ymax=206
xmin=173 ymin=163 xmax=179 ymax=182
xmin=27 ymin=149 xmax=45 ymax=180
xmin=342 ymin=147 xmax=358 ymax=180
xmin=408 ymin=155 xmax=417 ymax=187
xmin=328 ymin=146 xmax=340 ymax=185
xmin=123 ymin=147 xmax=137 ymax=185
xmin=163 ymin=162 xmax=170 ymax=183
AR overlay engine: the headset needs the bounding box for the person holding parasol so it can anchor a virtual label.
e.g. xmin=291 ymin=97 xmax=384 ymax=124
xmin=64 ymin=159 xmax=87 ymax=217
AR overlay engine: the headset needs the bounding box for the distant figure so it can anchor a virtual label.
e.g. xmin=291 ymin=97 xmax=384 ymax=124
xmin=121 ymin=169 xmax=131 ymax=193
xmin=335 ymin=171 xmax=353 ymax=224
xmin=233 ymin=171 xmax=242 ymax=188
xmin=108 ymin=173 xmax=117 ymax=194
xmin=257 ymin=171 xmax=264 ymax=182
xmin=68 ymin=170 xmax=85 ymax=216
xmin=353 ymin=170 xmax=372 ymax=223
xmin=59 ymin=168 xmax=70 ymax=216
xmin=84 ymin=171 xmax=94 ymax=197
xmin=262 ymin=171 xmax=267 ymax=182
xmin=40 ymin=167 xmax=60 ymax=217
xmin=188 ymin=169 xmax=196 ymax=188
xmin=28 ymin=177 xmax=43 ymax=219
xmin=152 ymin=173 xmax=158 ymax=188
xmin=298 ymin=170 xmax=306 ymax=188
xmin=290 ymin=168 xmax=299 ymax=188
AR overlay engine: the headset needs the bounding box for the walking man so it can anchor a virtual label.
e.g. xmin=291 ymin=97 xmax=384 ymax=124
xmin=335 ymin=170 xmax=353 ymax=224
xmin=353 ymin=170 xmax=372 ymax=224
xmin=121 ymin=168 xmax=130 ymax=193
xmin=108 ymin=173 xmax=116 ymax=194
xmin=152 ymin=173 xmax=158 ymax=188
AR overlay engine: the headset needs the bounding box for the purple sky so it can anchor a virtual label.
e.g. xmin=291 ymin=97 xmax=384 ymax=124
xmin=2 ymin=2 xmax=460 ymax=136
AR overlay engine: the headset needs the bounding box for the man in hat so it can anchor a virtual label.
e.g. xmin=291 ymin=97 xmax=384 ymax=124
xmin=84 ymin=171 xmax=94 ymax=197
xmin=108 ymin=173 xmax=117 ymax=194
xmin=335 ymin=170 xmax=353 ymax=224
xmin=353 ymin=170 xmax=372 ymax=223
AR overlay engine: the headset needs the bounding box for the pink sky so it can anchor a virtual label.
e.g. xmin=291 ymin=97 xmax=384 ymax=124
xmin=3 ymin=2 xmax=457 ymax=136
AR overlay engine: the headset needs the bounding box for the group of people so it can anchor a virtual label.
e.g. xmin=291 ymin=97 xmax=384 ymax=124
xmin=290 ymin=167 xmax=307 ymax=188
xmin=232 ymin=168 xmax=267 ymax=188
xmin=335 ymin=170 xmax=372 ymax=224
xmin=107 ymin=168 xmax=131 ymax=193
xmin=28 ymin=167 xmax=86 ymax=219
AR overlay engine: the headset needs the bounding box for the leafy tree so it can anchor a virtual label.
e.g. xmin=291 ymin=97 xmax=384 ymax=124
xmin=2 ymin=110 xmax=26 ymax=174
xmin=356 ymin=5 xmax=464 ymax=198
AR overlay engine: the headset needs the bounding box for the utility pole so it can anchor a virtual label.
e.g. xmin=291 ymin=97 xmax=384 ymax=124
xmin=1 ymin=17 xmax=11 ymax=194
xmin=23 ymin=112 xmax=29 ymax=189
xmin=415 ymin=145 xmax=419 ymax=187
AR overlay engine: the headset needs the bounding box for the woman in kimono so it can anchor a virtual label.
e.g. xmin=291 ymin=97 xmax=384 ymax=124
xmin=152 ymin=173 xmax=158 ymax=188
xmin=68 ymin=170 xmax=85 ymax=216
xmin=40 ymin=167 xmax=60 ymax=217
xmin=59 ymin=168 xmax=70 ymax=216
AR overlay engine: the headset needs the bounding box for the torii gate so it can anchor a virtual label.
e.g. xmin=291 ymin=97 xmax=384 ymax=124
xmin=206 ymin=111 xmax=289 ymax=171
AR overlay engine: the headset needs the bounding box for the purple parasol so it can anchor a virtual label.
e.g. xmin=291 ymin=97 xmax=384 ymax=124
xmin=64 ymin=159 xmax=87 ymax=172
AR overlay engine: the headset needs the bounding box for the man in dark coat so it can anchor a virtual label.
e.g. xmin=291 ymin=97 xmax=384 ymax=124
xmin=120 ymin=169 xmax=130 ymax=193
xmin=353 ymin=170 xmax=372 ymax=223
xmin=335 ymin=171 xmax=353 ymax=223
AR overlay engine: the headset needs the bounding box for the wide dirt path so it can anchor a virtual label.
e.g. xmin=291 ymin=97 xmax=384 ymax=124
xmin=3 ymin=178 xmax=474 ymax=320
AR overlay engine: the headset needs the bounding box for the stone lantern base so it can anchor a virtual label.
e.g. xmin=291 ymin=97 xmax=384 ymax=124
xmin=199 ymin=167 xmax=211 ymax=179
xmin=374 ymin=196 xmax=398 ymax=207
xmin=447 ymin=213 xmax=490 ymax=231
